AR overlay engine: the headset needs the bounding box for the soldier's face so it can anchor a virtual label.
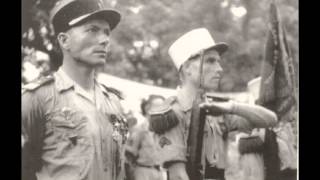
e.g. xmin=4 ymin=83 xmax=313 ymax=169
xmin=187 ymin=49 xmax=223 ymax=91
xmin=63 ymin=19 xmax=111 ymax=67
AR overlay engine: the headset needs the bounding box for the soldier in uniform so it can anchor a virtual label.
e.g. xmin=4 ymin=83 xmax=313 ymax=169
xmin=148 ymin=28 xmax=278 ymax=180
xmin=141 ymin=95 xmax=166 ymax=118
xmin=21 ymin=0 xmax=127 ymax=180
xmin=123 ymin=95 xmax=166 ymax=180
xmin=124 ymin=115 xmax=166 ymax=180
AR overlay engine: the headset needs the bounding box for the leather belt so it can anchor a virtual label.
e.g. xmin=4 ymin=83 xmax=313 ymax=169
xmin=135 ymin=162 xmax=161 ymax=171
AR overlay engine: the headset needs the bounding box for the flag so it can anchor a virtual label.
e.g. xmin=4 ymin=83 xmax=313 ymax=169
xmin=257 ymin=1 xmax=297 ymax=123
xmin=258 ymin=2 xmax=298 ymax=179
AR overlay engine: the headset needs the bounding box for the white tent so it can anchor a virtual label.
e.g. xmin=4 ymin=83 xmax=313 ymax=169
xmin=97 ymin=73 xmax=176 ymax=113
xmin=97 ymin=73 xmax=252 ymax=113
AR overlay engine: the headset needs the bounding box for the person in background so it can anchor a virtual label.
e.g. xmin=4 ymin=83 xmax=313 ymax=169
xmin=124 ymin=94 xmax=166 ymax=180
xmin=141 ymin=95 xmax=166 ymax=117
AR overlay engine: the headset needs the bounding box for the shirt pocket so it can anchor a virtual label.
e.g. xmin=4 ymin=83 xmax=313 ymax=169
xmin=49 ymin=107 xmax=92 ymax=157
xmin=53 ymin=119 xmax=80 ymax=140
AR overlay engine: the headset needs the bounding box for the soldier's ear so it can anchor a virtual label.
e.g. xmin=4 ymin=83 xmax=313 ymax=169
xmin=57 ymin=32 xmax=70 ymax=50
xmin=184 ymin=65 xmax=193 ymax=77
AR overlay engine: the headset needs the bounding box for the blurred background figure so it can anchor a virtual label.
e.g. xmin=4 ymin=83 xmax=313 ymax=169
xmin=141 ymin=94 xmax=165 ymax=117
xmin=124 ymin=94 xmax=166 ymax=180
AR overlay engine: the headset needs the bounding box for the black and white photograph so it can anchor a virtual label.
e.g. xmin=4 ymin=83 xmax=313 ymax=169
xmin=21 ymin=0 xmax=298 ymax=180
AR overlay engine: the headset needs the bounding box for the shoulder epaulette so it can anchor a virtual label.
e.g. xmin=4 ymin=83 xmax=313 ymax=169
xmin=22 ymin=75 xmax=54 ymax=94
xmin=148 ymin=96 xmax=179 ymax=134
xmin=99 ymin=83 xmax=124 ymax=100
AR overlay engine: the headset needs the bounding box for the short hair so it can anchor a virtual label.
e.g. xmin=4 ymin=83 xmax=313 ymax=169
xmin=178 ymin=55 xmax=199 ymax=84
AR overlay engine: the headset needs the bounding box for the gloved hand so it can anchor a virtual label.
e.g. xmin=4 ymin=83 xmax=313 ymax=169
xmin=199 ymin=100 xmax=235 ymax=116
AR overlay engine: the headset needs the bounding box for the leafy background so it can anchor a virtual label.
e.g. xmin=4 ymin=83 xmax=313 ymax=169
xmin=21 ymin=0 xmax=298 ymax=92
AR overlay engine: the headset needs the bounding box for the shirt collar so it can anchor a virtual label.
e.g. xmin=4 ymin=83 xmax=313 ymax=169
xmin=54 ymin=68 xmax=75 ymax=92
xmin=54 ymin=68 xmax=105 ymax=104
xmin=54 ymin=68 xmax=101 ymax=94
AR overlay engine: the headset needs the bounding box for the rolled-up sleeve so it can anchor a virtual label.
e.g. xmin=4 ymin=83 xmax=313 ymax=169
xmin=225 ymin=115 xmax=253 ymax=132
xmin=156 ymin=124 xmax=188 ymax=166
xmin=228 ymin=102 xmax=278 ymax=130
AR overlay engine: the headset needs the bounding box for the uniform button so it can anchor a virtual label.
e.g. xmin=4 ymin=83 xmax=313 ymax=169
xmin=104 ymin=167 xmax=108 ymax=171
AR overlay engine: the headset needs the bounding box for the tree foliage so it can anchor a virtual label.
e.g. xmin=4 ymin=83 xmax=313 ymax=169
xmin=21 ymin=0 xmax=298 ymax=91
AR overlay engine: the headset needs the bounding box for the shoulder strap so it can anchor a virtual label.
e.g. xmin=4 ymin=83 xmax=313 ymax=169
xmin=22 ymin=75 xmax=54 ymax=94
xmin=99 ymin=83 xmax=124 ymax=100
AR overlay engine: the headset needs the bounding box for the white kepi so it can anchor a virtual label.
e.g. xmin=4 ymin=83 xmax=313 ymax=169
xmin=168 ymin=28 xmax=228 ymax=70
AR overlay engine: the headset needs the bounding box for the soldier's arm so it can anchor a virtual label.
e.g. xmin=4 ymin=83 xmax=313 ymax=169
xmin=124 ymin=127 xmax=145 ymax=162
xmin=230 ymin=101 xmax=277 ymax=128
xmin=201 ymin=100 xmax=277 ymax=130
xmin=22 ymin=91 xmax=45 ymax=180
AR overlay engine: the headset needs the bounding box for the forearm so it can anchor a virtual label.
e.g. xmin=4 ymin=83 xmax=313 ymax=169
xmin=231 ymin=101 xmax=278 ymax=128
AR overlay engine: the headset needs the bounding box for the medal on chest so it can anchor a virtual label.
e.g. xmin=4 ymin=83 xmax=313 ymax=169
xmin=112 ymin=128 xmax=122 ymax=142
xmin=109 ymin=114 xmax=128 ymax=143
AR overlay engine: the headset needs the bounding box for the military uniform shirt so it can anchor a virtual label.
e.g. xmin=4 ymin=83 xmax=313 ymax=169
xmin=154 ymin=87 xmax=271 ymax=169
xmin=22 ymin=69 xmax=125 ymax=180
